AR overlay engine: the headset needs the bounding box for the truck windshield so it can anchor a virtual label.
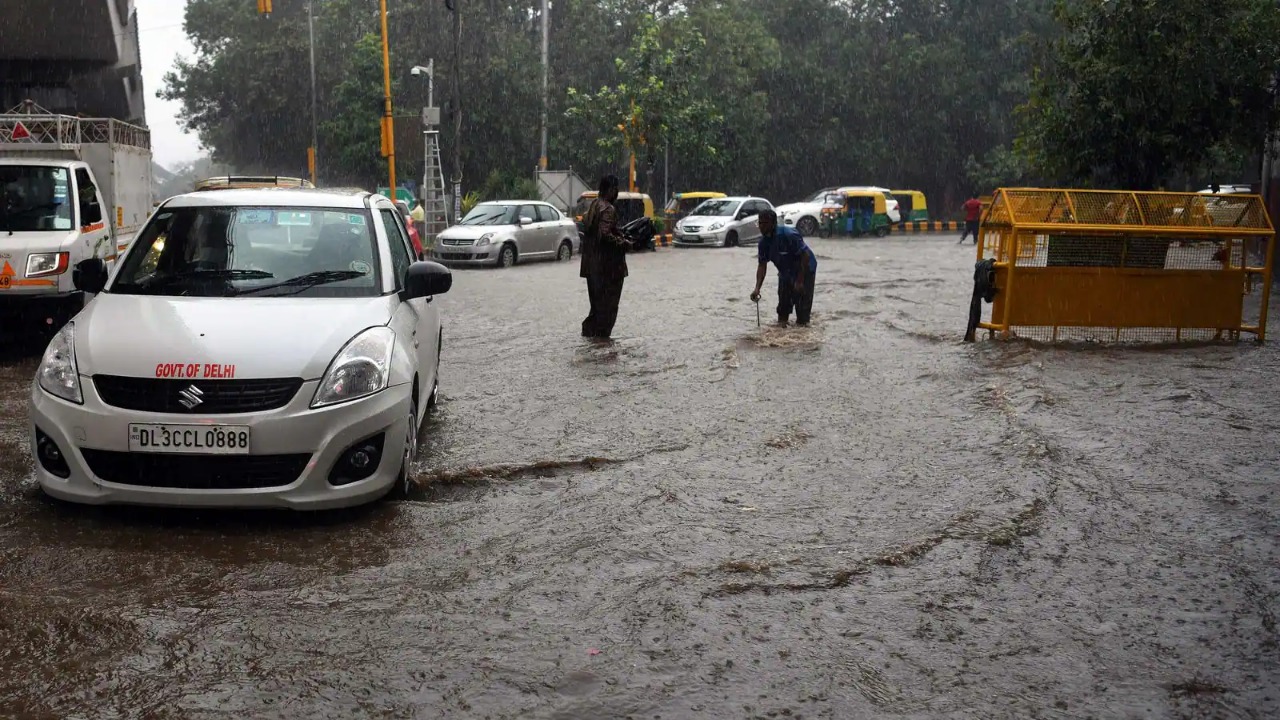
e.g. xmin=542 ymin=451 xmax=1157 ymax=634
xmin=110 ymin=205 xmax=382 ymax=298
xmin=0 ymin=166 xmax=73 ymax=232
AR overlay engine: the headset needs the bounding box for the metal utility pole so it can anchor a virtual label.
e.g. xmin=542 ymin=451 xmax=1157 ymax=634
xmin=450 ymin=0 xmax=463 ymax=222
xmin=379 ymin=0 xmax=397 ymax=199
xmin=308 ymin=0 xmax=318 ymax=185
xmin=664 ymin=140 xmax=669 ymax=204
xmin=538 ymin=0 xmax=549 ymax=171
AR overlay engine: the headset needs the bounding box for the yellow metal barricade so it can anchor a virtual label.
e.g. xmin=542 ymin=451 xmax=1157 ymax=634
xmin=975 ymin=188 xmax=1275 ymax=343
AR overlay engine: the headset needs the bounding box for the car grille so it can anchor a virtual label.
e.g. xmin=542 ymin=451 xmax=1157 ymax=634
xmin=437 ymin=252 xmax=480 ymax=261
xmin=93 ymin=376 xmax=303 ymax=414
xmin=440 ymin=238 xmax=475 ymax=246
xmin=683 ymin=225 xmax=702 ymax=233
xmin=79 ymin=449 xmax=312 ymax=489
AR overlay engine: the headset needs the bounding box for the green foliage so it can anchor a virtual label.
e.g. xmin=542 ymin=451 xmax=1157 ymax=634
xmin=476 ymin=169 xmax=540 ymax=202
xmin=460 ymin=191 xmax=482 ymax=217
xmin=1019 ymin=0 xmax=1280 ymax=189
xmin=565 ymin=12 xmax=726 ymax=192
xmin=318 ymin=34 xmax=388 ymax=187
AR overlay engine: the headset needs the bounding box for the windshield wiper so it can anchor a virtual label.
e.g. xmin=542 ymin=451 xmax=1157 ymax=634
xmin=145 ymin=269 xmax=274 ymax=287
xmin=233 ymin=269 xmax=366 ymax=296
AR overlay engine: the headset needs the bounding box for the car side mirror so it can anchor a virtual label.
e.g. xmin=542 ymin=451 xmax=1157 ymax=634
xmin=73 ymin=258 xmax=108 ymax=294
xmin=404 ymin=260 xmax=452 ymax=300
xmin=519 ymin=216 xmax=534 ymax=226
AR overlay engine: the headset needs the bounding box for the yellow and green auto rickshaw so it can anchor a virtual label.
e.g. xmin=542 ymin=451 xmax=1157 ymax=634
xmin=664 ymin=191 xmax=727 ymax=225
xmin=890 ymin=190 xmax=928 ymax=222
xmin=819 ymin=190 xmax=892 ymax=237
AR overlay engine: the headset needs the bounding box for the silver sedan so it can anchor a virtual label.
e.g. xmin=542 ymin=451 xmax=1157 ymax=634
xmin=433 ymin=201 xmax=580 ymax=268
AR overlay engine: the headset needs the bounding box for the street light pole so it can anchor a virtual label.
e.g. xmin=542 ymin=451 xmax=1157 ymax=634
xmin=451 ymin=0 xmax=463 ymax=223
xmin=378 ymin=0 xmax=397 ymax=199
xmin=538 ymin=0 xmax=549 ymax=171
xmin=308 ymin=0 xmax=318 ymax=185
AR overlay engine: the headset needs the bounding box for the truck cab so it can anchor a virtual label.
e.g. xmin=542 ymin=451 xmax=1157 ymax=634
xmin=0 ymin=103 xmax=153 ymax=329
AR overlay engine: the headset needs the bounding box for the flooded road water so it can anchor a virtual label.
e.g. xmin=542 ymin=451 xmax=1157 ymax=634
xmin=2 ymin=235 xmax=1278 ymax=719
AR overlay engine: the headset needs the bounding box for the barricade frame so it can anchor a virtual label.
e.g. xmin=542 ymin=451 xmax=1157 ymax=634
xmin=975 ymin=188 xmax=1275 ymax=343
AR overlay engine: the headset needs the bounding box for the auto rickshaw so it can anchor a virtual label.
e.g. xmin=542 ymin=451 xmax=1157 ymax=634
xmin=890 ymin=190 xmax=928 ymax=222
xmin=573 ymin=191 xmax=659 ymax=250
xmin=574 ymin=191 xmax=656 ymax=225
xmin=664 ymin=191 xmax=727 ymax=225
xmin=818 ymin=190 xmax=891 ymax=237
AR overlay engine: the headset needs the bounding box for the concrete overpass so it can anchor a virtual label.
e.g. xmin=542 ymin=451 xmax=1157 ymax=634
xmin=0 ymin=0 xmax=146 ymax=123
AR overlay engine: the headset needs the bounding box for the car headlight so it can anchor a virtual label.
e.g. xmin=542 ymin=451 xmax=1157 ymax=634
xmin=27 ymin=252 xmax=70 ymax=278
xmin=708 ymin=221 xmax=726 ymax=231
xmin=312 ymin=326 xmax=396 ymax=408
xmin=476 ymin=233 xmax=495 ymax=246
xmin=38 ymin=322 xmax=82 ymax=404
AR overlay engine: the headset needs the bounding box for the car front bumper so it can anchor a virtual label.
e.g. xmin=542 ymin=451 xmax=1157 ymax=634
xmin=673 ymin=230 xmax=728 ymax=247
xmin=431 ymin=246 xmax=498 ymax=266
xmin=29 ymin=378 xmax=413 ymax=510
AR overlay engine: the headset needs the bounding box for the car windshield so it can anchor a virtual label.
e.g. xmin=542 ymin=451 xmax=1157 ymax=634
xmin=690 ymin=200 xmax=739 ymax=217
xmin=806 ymin=188 xmax=835 ymax=203
xmin=0 ymin=166 xmax=73 ymax=233
xmin=110 ymin=205 xmax=381 ymax=298
xmin=460 ymin=203 xmax=518 ymax=226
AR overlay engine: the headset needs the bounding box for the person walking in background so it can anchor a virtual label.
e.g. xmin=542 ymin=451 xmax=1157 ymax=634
xmin=410 ymin=198 xmax=427 ymax=248
xmin=580 ymin=174 xmax=632 ymax=339
xmin=959 ymin=194 xmax=983 ymax=245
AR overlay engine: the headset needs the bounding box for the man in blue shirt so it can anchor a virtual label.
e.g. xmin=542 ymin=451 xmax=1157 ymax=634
xmin=751 ymin=209 xmax=818 ymax=326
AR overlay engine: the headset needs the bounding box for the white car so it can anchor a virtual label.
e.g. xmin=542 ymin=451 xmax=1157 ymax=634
xmin=433 ymin=200 xmax=579 ymax=268
xmin=673 ymin=196 xmax=774 ymax=247
xmin=776 ymin=186 xmax=901 ymax=235
xmin=29 ymin=188 xmax=452 ymax=510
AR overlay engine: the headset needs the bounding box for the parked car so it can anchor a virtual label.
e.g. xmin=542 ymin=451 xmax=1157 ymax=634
xmin=29 ymin=187 xmax=452 ymax=509
xmin=433 ymin=200 xmax=579 ymax=268
xmin=776 ymin=185 xmax=901 ymax=235
xmin=673 ymin=196 xmax=774 ymax=247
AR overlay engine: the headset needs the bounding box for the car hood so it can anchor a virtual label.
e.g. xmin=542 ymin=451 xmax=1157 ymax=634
xmin=678 ymin=214 xmax=734 ymax=227
xmin=774 ymin=202 xmax=826 ymax=216
xmin=74 ymin=293 xmax=398 ymax=380
xmin=440 ymin=224 xmax=515 ymax=240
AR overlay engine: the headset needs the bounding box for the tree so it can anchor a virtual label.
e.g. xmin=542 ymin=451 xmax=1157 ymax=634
xmin=564 ymin=12 xmax=724 ymax=194
xmin=318 ymin=34 xmax=387 ymax=187
xmin=1019 ymin=0 xmax=1280 ymax=189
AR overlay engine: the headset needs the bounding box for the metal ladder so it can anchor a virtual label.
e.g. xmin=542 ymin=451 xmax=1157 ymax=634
xmin=421 ymin=130 xmax=450 ymax=249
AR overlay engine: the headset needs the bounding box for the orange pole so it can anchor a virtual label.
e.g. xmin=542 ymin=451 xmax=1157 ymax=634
xmin=379 ymin=0 xmax=396 ymax=198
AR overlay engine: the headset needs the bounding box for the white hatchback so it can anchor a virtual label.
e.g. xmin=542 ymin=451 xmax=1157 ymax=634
xmin=674 ymin=196 xmax=774 ymax=247
xmin=29 ymin=188 xmax=453 ymax=510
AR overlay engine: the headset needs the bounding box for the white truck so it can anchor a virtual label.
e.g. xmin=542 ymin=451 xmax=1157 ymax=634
xmin=0 ymin=101 xmax=154 ymax=328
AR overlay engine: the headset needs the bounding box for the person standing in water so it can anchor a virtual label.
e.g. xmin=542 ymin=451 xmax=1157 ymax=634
xmin=579 ymin=174 xmax=632 ymax=338
xmin=751 ymin=209 xmax=818 ymax=327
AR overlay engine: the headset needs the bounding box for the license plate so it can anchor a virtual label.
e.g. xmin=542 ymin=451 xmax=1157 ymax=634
xmin=128 ymin=424 xmax=251 ymax=455
xmin=682 ymin=236 xmax=701 ymax=243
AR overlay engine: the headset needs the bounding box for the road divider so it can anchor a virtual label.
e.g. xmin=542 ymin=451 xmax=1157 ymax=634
xmin=892 ymin=220 xmax=964 ymax=233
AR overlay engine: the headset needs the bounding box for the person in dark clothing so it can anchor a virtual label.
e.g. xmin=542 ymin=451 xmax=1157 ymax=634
xmin=580 ymin=174 xmax=632 ymax=338
xmin=751 ymin=209 xmax=818 ymax=327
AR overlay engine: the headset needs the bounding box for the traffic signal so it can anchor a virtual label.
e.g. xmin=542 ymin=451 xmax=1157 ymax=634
xmin=257 ymin=0 xmax=273 ymax=15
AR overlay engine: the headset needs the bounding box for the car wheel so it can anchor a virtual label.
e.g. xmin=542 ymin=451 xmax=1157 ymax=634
xmin=797 ymin=216 xmax=818 ymax=236
xmin=497 ymin=244 xmax=516 ymax=268
xmin=557 ymin=240 xmax=573 ymax=261
xmin=726 ymin=231 xmax=739 ymax=248
xmin=388 ymin=394 xmax=419 ymax=500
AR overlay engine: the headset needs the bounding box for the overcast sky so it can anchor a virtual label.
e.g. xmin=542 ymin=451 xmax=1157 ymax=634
xmin=136 ymin=0 xmax=202 ymax=170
